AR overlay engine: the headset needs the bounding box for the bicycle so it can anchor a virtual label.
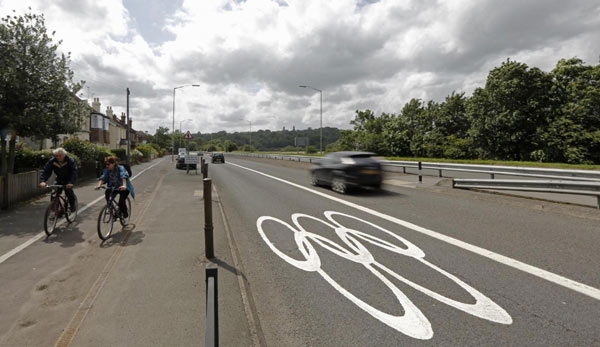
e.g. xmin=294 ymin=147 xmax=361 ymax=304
xmin=43 ymin=185 xmax=78 ymax=236
xmin=96 ymin=186 xmax=132 ymax=241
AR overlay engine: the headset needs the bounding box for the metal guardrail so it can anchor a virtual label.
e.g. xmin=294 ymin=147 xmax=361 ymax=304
xmin=229 ymin=152 xmax=600 ymax=182
xmin=453 ymin=179 xmax=600 ymax=208
xmin=206 ymin=264 xmax=218 ymax=347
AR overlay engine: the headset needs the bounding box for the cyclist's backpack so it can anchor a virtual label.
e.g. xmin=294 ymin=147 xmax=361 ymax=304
xmin=122 ymin=163 xmax=132 ymax=177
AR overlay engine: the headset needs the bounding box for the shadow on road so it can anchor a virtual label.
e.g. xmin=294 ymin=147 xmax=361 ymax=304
xmin=210 ymin=256 xmax=248 ymax=282
xmin=345 ymin=187 xmax=403 ymax=198
xmin=99 ymin=224 xmax=145 ymax=248
xmin=43 ymin=222 xmax=86 ymax=248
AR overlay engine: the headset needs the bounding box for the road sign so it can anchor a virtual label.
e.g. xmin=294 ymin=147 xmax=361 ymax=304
xmin=184 ymin=155 xmax=199 ymax=164
xmin=183 ymin=131 xmax=193 ymax=140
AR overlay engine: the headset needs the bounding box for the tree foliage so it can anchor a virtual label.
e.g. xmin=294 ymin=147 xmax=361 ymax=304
xmin=333 ymin=57 xmax=600 ymax=164
xmin=0 ymin=10 xmax=85 ymax=174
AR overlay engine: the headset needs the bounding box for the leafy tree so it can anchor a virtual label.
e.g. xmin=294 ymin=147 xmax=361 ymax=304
xmin=467 ymin=59 xmax=554 ymax=160
xmin=0 ymin=11 xmax=85 ymax=174
xmin=149 ymin=126 xmax=171 ymax=149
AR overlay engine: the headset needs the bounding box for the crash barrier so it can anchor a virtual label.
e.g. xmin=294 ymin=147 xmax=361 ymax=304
xmin=205 ymin=264 xmax=219 ymax=347
xmin=203 ymin=177 xmax=215 ymax=259
xmin=229 ymin=153 xmax=600 ymax=182
xmin=453 ymin=179 xmax=600 ymax=208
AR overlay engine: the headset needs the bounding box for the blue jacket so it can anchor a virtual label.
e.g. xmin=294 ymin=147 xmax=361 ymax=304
xmin=40 ymin=155 xmax=78 ymax=184
xmin=99 ymin=165 xmax=135 ymax=198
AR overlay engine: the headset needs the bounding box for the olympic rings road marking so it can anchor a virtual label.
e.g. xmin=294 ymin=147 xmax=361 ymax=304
xmin=257 ymin=211 xmax=512 ymax=340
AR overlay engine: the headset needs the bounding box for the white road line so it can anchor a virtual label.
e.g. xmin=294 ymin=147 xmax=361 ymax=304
xmin=226 ymin=161 xmax=600 ymax=301
xmin=0 ymin=159 xmax=164 ymax=265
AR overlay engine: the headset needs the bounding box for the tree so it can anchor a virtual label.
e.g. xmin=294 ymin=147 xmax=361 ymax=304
xmin=467 ymin=59 xmax=554 ymax=160
xmin=0 ymin=11 xmax=85 ymax=174
xmin=149 ymin=126 xmax=171 ymax=149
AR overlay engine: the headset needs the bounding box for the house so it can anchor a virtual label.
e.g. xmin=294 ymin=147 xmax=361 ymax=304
xmin=20 ymin=95 xmax=92 ymax=150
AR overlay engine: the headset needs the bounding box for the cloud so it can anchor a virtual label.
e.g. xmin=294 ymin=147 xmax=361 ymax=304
xmin=1 ymin=0 xmax=599 ymax=134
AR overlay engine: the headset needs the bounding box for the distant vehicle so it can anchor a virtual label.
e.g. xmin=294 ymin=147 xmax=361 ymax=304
xmin=310 ymin=152 xmax=382 ymax=194
xmin=178 ymin=148 xmax=187 ymax=156
xmin=211 ymin=153 xmax=225 ymax=163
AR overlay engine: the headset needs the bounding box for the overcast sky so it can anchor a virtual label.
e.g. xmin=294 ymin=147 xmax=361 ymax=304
xmin=1 ymin=0 xmax=599 ymax=134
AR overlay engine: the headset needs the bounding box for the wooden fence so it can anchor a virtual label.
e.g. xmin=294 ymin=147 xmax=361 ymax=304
xmin=1 ymin=161 xmax=101 ymax=209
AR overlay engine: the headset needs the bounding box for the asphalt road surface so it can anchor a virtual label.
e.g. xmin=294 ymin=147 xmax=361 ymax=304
xmin=1 ymin=155 xmax=599 ymax=346
xmin=210 ymin=155 xmax=600 ymax=346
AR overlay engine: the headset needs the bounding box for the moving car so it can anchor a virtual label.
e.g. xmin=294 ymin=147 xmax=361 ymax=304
xmin=310 ymin=152 xmax=382 ymax=193
xmin=211 ymin=152 xmax=225 ymax=163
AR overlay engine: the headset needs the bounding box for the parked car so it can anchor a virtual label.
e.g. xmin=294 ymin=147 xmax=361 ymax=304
xmin=176 ymin=155 xmax=197 ymax=170
xmin=310 ymin=152 xmax=382 ymax=193
xmin=211 ymin=152 xmax=225 ymax=163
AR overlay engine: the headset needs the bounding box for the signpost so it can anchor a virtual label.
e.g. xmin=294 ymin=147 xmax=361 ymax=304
xmin=183 ymin=131 xmax=193 ymax=140
xmin=185 ymin=154 xmax=199 ymax=175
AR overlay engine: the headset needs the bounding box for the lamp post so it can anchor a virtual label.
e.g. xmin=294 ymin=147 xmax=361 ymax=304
xmin=298 ymin=85 xmax=323 ymax=153
xmin=239 ymin=119 xmax=252 ymax=149
xmin=172 ymin=84 xmax=200 ymax=161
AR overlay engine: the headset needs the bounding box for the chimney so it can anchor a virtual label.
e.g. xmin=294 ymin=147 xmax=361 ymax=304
xmin=106 ymin=106 xmax=113 ymax=118
xmin=121 ymin=113 xmax=126 ymax=125
xmin=92 ymin=97 xmax=101 ymax=113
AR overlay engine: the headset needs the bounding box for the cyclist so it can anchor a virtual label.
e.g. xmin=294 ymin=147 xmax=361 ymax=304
xmin=39 ymin=147 xmax=78 ymax=213
xmin=94 ymin=156 xmax=135 ymax=218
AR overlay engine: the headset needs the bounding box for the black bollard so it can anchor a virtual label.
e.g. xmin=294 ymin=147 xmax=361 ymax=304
xmin=204 ymin=178 xmax=214 ymax=259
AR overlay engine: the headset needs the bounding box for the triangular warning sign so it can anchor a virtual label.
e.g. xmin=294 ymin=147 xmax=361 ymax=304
xmin=183 ymin=131 xmax=193 ymax=140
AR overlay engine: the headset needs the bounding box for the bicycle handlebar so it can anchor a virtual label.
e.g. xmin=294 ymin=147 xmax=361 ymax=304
xmin=46 ymin=185 xmax=64 ymax=188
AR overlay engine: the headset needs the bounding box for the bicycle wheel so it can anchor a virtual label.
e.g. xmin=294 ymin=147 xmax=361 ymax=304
xmin=44 ymin=202 xmax=58 ymax=236
xmin=97 ymin=205 xmax=114 ymax=240
xmin=66 ymin=196 xmax=78 ymax=223
xmin=120 ymin=197 xmax=132 ymax=226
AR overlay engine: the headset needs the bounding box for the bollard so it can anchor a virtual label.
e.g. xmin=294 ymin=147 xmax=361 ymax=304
xmin=490 ymin=173 xmax=495 ymax=179
xmin=205 ymin=264 xmax=219 ymax=347
xmin=204 ymin=178 xmax=214 ymax=259
xmin=201 ymin=157 xmax=205 ymax=175
xmin=203 ymin=162 xmax=209 ymax=179
xmin=439 ymin=169 xmax=442 ymax=177
xmin=418 ymin=161 xmax=422 ymax=183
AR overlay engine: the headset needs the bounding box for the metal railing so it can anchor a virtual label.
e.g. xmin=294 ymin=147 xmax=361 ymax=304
xmin=205 ymin=264 xmax=219 ymax=347
xmin=453 ymin=179 xmax=600 ymax=208
xmin=229 ymin=153 xmax=600 ymax=182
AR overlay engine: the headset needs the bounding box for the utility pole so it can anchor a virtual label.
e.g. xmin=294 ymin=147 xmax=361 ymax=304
xmin=126 ymin=88 xmax=131 ymax=166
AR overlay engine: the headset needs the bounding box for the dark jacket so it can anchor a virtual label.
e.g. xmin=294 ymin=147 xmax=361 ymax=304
xmin=40 ymin=155 xmax=78 ymax=185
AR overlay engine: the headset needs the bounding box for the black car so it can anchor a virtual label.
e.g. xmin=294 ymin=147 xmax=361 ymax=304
xmin=176 ymin=155 xmax=197 ymax=170
xmin=211 ymin=152 xmax=225 ymax=163
xmin=310 ymin=152 xmax=383 ymax=193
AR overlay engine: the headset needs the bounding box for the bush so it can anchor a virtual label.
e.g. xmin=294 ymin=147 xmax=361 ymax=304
xmin=111 ymin=148 xmax=127 ymax=161
xmin=135 ymin=144 xmax=159 ymax=160
xmin=306 ymin=145 xmax=318 ymax=154
xmin=282 ymin=146 xmax=302 ymax=152
xmin=241 ymin=144 xmax=256 ymax=152
xmin=130 ymin=149 xmax=143 ymax=164
xmin=14 ymin=149 xmax=80 ymax=173
xmin=62 ymin=138 xmax=97 ymax=162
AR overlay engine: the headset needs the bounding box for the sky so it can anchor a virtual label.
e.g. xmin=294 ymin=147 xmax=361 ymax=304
xmin=1 ymin=0 xmax=599 ymax=135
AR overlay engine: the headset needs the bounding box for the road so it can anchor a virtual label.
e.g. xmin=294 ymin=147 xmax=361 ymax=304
xmin=209 ymin=155 xmax=600 ymax=346
xmin=0 ymin=155 xmax=599 ymax=346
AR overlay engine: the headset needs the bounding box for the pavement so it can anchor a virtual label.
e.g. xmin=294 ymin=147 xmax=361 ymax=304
xmin=0 ymin=158 xmax=254 ymax=347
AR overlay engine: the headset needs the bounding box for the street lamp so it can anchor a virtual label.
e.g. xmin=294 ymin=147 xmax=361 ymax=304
xmin=180 ymin=118 xmax=192 ymax=149
xmin=299 ymin=85 xmax=323 ymax=153
xmin=172 ymin=84 xmax=200 ymax=161
xmin=239 ymin=118 xmax=252 ymax=149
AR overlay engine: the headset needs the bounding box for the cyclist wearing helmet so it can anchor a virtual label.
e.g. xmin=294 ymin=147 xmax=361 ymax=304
xmin=39 ymin=147 xmax=78 ymax=212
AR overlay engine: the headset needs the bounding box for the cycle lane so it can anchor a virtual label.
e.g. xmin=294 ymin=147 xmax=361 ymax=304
xmin=67 ymin=161 xmax=254 ymax=347
xmin=0 ymin=159 xmax=165 ymax=346
xmin=207 ymin=157 xmax=600 ymax=346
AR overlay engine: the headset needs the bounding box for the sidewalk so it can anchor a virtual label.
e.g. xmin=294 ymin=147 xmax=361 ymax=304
xmin=67 ymin=161 xmax=253 ymax=346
